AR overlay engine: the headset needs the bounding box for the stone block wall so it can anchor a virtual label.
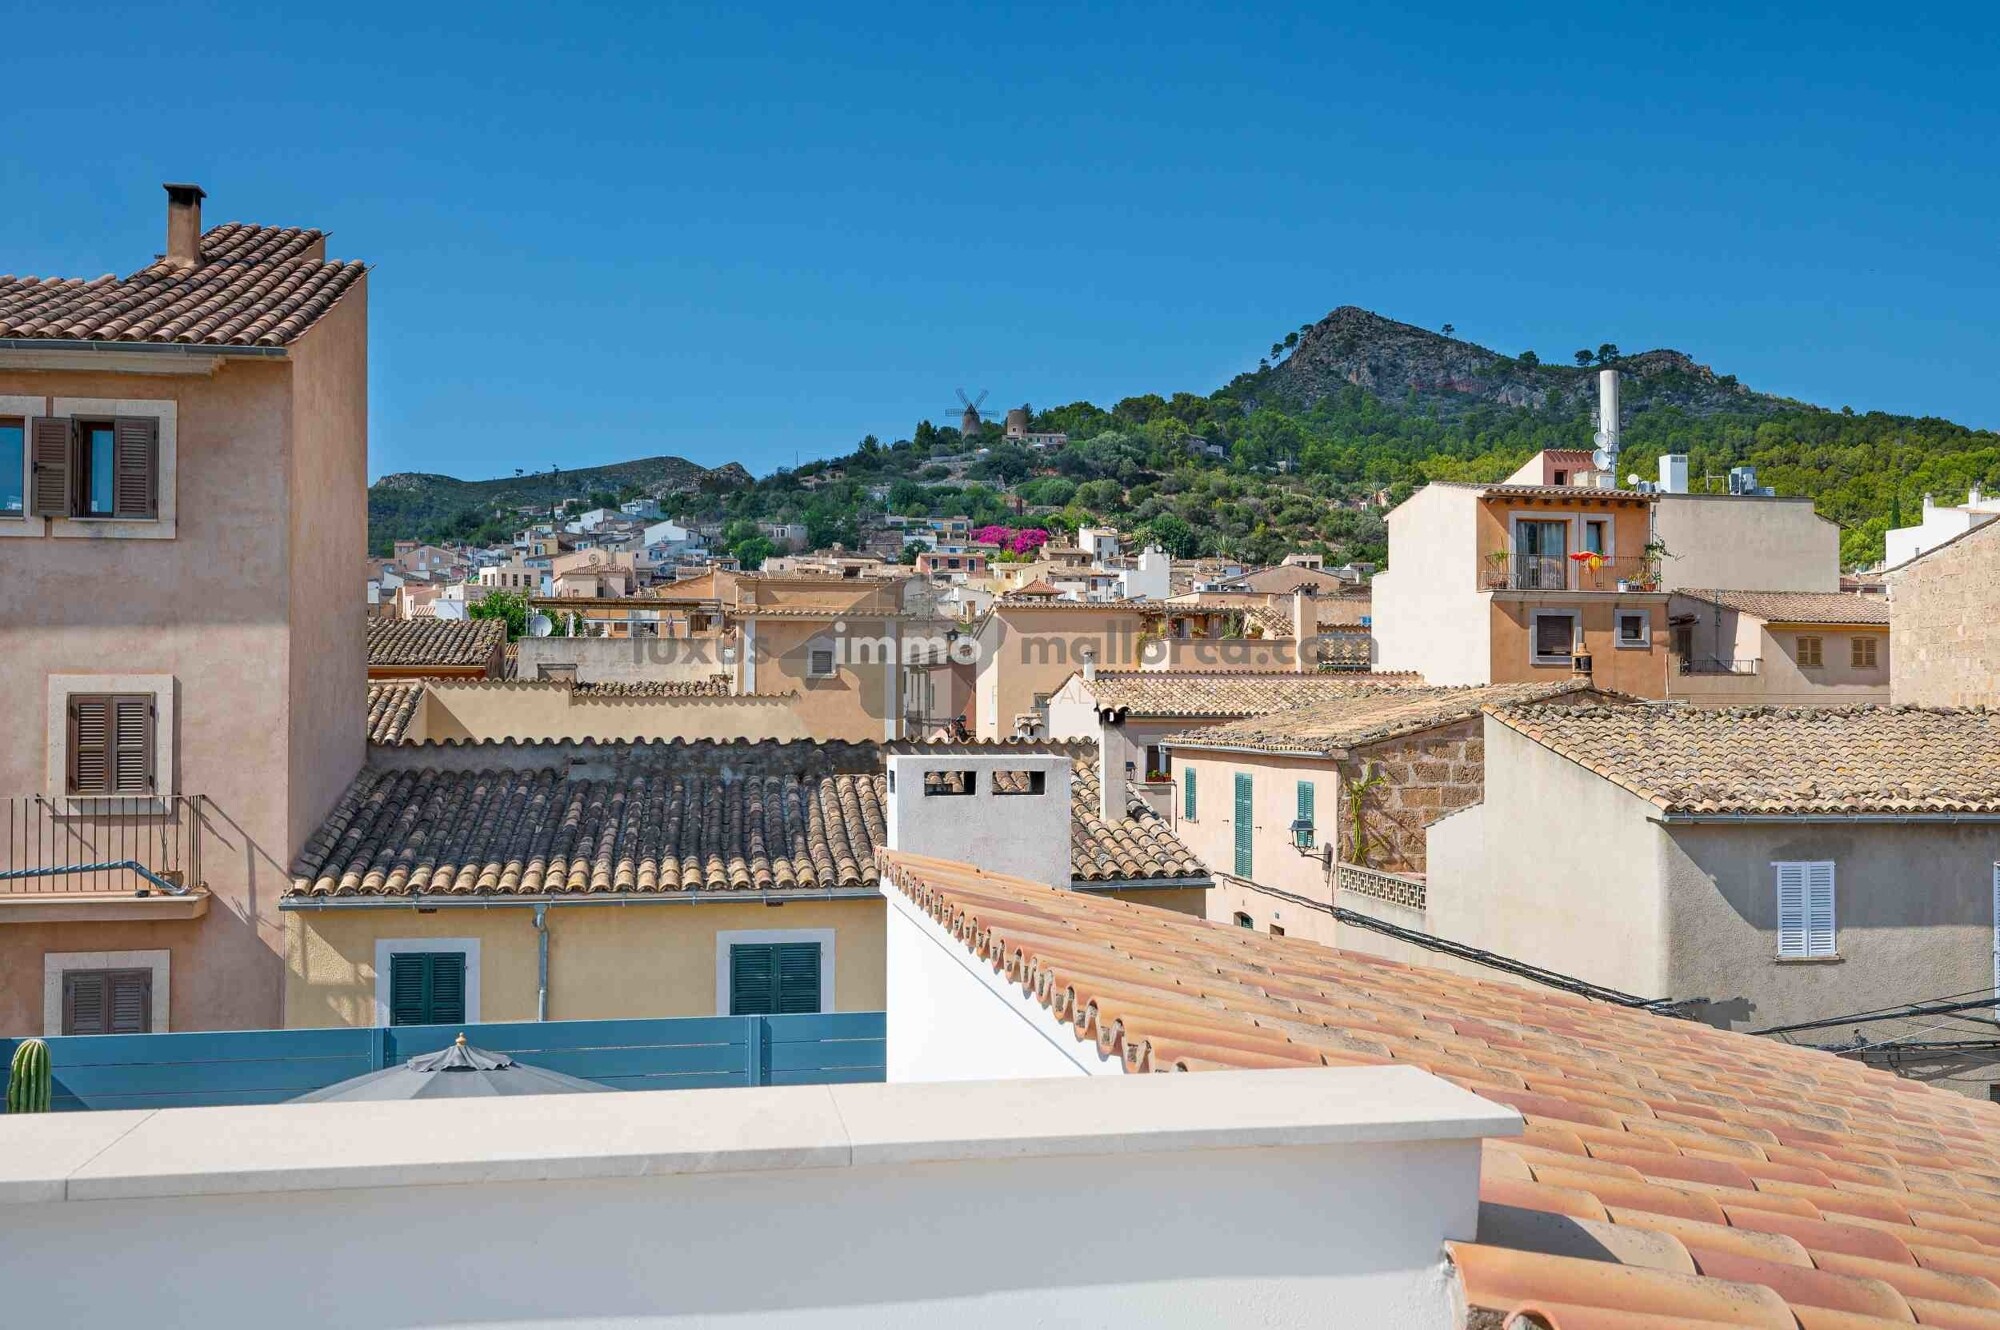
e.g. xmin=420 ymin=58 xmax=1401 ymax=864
xmin=1890 ymin=523 xmax=2000 ymax=707
xmin=1344 ymin=718 xmax=1484 ymax=875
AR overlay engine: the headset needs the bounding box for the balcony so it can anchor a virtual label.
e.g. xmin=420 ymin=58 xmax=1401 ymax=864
xmin=0 ymin=795 xmax=206 ymax=921
xmin=1480 ymin=552 xmax=1660 ymax=593
xmin=1677 ymin=655 xmax=1760 ymax=676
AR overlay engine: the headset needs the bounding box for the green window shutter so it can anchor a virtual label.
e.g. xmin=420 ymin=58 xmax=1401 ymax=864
xmin=730 ymin=942 xmax=824 ymax=1015
xmin=1184 ymin=767 xmax=1197 ymax=820
xmin=1233 ymin=773 xmax=1253 ymax=878
xmin=775 ymin=943 xmax=822 ymax=1013
xmin=389 ymin=952 xmax=466 ymax=1025
xmin=1295 ymin=781 xmax=1315 ymax=848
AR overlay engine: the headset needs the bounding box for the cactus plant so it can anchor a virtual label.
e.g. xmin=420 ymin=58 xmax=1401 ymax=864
xmin=7 ymin=1038 xmax=51 ymax=1114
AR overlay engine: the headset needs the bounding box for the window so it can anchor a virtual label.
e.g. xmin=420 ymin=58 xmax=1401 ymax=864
xmin=1615 ymin=610 xmax=1651 ymax=649
xmin=1775 ymin=861 xmax=1836 ymax=958
xmin=807 ymin=647 xmax=837 ymax=678
xmin=1144 ymin=745 xmax=1170 ymax=783
xmin=1583 ymin=519 xmax=1608 ymax=555
xmin=1852 ymin=636 xmax=1879 ymax=669
xmin=1233 ymin=912 xmax=1253 ymax=929
xmin=30 ymin=416 xmax=159 ymax=521
xmin=388 ymin=951 xmax=467 ymax=1025
xmin=1552 ymin=469 xmax=1569 ymax=486
xmin=1269 ymin=923 xmax=1286 ymax=937
xmin=0 ymin=417 xmax=21 ymax=515
xmin=1293 ymin=780 xmax=1316 ymax=849
xmin=66 ymin=693 xmax=154 ymax=797
xmin=728 ymin=941 xmax=823 ymax=1015
xmin=1796 ymin=636 xmax=1824 ymax=668
xmin=1512 ymin=519 xmax=1569 ymax=589
xmin=1233 ymin=773 xmax=1253 ymax=878
xmin=62 ymin=968 xmax=153 ymax=1035
xmin=1531 ymin=610 xmax=1579 ymax=666
xmin=1183 ymin=767 xmax=1197 ymax=820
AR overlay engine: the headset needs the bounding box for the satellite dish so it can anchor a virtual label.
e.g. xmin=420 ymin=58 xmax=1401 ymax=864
xmin=1591 ymin=448 xmax=1611 ymax=470
xmin=1627 ymin=473 xmax=1642 ymax=486
xmin=527 ymin=613 xmax=554 ymax=638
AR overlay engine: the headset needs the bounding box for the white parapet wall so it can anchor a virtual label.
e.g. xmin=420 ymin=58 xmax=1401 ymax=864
xmin=883 ymin=878 xmax=1123 ymax=1081
xmin=884 ymin=753 xmax=1072 ymax=888
xmin=0 ymin=1067 xmax=1514 ymax=1329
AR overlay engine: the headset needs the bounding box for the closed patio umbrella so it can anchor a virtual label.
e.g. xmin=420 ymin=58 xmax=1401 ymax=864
xmin=293 ymin=1033 xmax=610 ymax=1102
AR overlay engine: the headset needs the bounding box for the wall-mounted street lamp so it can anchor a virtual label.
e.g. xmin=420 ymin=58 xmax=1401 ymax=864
xmin=1289 ymin=817 xmax=1332 ymax=869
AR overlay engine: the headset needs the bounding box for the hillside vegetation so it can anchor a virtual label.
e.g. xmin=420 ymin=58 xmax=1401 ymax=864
xmin=373 ymin=307 xmax=2000 ymax=569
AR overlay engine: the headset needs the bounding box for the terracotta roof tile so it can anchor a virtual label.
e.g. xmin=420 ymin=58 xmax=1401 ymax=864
xmin=0 ymin=223 xmax=363 ymax=347
xmin=877 ymin=851 xmax=2000 ymax=1330
xmin=1077 ymin=670 xmax=1422 ymax=721
xmin=366 ymin=617 xmax=506 ymax=669
xmin=1166 ymin=679 xmax=1596 ymax=755
xmin=364 ymin=681 xmax=423 ymax=743
xmin=292 ymin=745 xmax=1206 ymax=896
xmin=1492 ymin=705 xmax=2000 ymax=817
xmin=571 ymin=677 xmax=732 ymax=697
xmin=1676 ymin=590 xmax=1890 ymax=626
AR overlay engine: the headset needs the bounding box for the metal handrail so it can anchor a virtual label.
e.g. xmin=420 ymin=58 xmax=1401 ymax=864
xmin=0 ymin=794 xmax=203 ymax=897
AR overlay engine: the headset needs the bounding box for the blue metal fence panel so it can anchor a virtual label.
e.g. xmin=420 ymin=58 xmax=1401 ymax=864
xmin=1 ymin=1012 xmax=886 ymax=1111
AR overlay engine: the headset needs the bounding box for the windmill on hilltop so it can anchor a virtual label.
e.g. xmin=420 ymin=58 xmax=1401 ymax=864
xmin=953 ymin=388 xmax=990 ymax=436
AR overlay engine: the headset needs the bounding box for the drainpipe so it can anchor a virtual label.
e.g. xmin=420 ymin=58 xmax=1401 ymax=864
xmin=534 ymin=903 xmax=551 ymax=1021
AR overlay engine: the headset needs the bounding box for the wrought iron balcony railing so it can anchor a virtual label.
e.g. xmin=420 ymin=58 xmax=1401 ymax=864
xmin=1480 ymin=553 xmax=1661 ymax=593
xmin=0 ymin=795 xmax=203 ymax=897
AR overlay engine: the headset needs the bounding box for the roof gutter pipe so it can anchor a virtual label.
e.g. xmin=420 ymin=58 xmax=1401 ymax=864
xmin=534 ymin=903 xmax=550 ymax=1022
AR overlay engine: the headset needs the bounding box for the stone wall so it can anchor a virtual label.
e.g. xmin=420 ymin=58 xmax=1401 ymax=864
xmin=1889 ymin=522 xmax=2000 ymax=706
xmin=1346 ymin=719 xmax=1484 ymax=875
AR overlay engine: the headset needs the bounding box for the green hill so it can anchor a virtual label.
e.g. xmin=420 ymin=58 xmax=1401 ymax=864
xmin=373 ymin=307 xmax=2000 ymax=569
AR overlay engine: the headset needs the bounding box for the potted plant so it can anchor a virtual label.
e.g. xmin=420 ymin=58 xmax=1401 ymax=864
xmin=1482 ymin=550 xmax=1511 ymax=589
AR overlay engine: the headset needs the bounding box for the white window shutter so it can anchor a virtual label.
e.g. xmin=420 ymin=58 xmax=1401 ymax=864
xmin=1806 ymin=862 xmax=1836 ymax=957
xmin=1776 ymin=863 xmax=1808 ymax=958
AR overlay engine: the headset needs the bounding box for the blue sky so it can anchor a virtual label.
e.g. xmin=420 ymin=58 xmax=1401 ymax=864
xmin=3 ymin=2 xmax=1996 ymax=481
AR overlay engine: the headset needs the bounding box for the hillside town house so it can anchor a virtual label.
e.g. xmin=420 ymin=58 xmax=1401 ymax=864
xmin=1667 ymin=588 xmax=1891 ymax=705
xmin=1161 ymin=682 xmax=1599 ymax=943
xmin=1373 ymin=445 xmax=1841 ymax=697
xmin=366 ymin=616 xmax=506 ymax=681
xmin=0 ymin=183 xmax=368 ymax=1035
xmin=1384 ymin=703 xmax=2000 ymax=1095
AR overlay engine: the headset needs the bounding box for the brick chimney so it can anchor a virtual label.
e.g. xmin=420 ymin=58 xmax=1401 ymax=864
xmin=163 ymin=183 xmax=206 ymax=270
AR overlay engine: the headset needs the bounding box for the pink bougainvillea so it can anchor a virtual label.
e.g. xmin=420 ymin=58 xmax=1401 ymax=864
xmin=972 ymin=525 xmax=1050 ymax=555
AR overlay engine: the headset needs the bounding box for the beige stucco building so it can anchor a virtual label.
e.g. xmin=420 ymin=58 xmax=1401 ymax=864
xmin=1666 ymin=589 xmax=1890 ymax=705
xmin=1887 ymin=518 xmax=2000 ymax=707
xmin=0 ymin=185 xmax=368 ymax=1036
xmin=1371 ymin=478 xmax=1671 ymax=697
xmin=1387 ymin=705 xmax=2000 ymax=1095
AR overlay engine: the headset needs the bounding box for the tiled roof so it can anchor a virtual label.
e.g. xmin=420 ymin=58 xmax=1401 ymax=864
xmin=1432 ymin=481 xmax=1657 ymax=502
xmin=879 ymin=851 xmax=2000 ymax=1330
xmin=572 ymin=677 xmax=733 ymax=697
xmin=1070 ymin=765 xmax=1207 ymax=883
xmin=366 ymin=617 xmax=506 ymax=668
xmin=1494 ymin=704 xmax=2000 ymax=817
xmin=0 ymin=223 xmax=364 ymax=347
xmin=1166 ymin=680 xmax=1593 ymax=755
xmin=1676 ymin=589 xmax=1891 ymax=626
xmin=1078 ymin=670 xmax=1420 ymax=721
xmin=1243 ymin=605 xmax=1295 ymax=638
xmin=1004 ymin=579 xmax=1063 ymax=598
xmin=290 ymin=744 xmax=1206 ymax=896
xmin=365 ymin=682 xmax=423 ymax=744
xmin=292 ymin=765 xmax=888 ymax=896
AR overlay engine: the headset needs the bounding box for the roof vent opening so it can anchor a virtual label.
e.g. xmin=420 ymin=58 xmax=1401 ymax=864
xmin=163 ymin=183 xmax=206 ymax=270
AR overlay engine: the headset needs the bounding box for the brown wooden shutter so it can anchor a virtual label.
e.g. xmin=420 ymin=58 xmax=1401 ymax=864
xmin=112 ymin=417 xmax=158 ymax=519
xmin=112 ymin=695 xmax=155 ymax=794
xmin=108 ymin=969 xmax=152 ymax=1033
xmin=64 ymin=971 xmax=107 ymax=1035
xmin=68 ymin=694 xmax=112 ymax=796
xmin=29 ymin=416 xmax=72 ymax=518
